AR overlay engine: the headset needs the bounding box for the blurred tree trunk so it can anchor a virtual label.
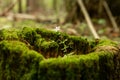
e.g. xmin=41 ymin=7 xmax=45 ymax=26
xmin=26 ymin=0 xmax=39 ymax=13
xmin=98 ymin=0 xmax=104 ymax=15
xmin=64 ymin=0 xmax=81 ymax=23
xmin=53 ymin=0 xmax=64 ymax=23
xmin=107 ymin=0 xmax=120 ymax=16
xmin=18 ymin=0 xmax=22 ymax=13
xmin=53 ymin=0 xmax=57 ymax=11
xmin=106 ymin=0 xmax=120 ymax=24
xmin=26 ymin=0 xmax=30 ymax=13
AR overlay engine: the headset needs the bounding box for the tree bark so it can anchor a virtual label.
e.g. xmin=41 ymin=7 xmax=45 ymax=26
xmin=18 ymin=0 xmax=22 ymax=13
xmin=26 ymin=0 xmax=39 ymax=13
xmin=64 ymin=0 xmax=81 ymax=23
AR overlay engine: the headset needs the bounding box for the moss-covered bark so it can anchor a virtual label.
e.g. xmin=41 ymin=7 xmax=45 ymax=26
xmin=0 ymin=27 xmax=119 ymax=80
xmin=0 ymin=40 xmax=44 ymax=80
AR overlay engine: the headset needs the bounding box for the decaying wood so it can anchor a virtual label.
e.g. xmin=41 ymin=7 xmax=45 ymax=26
xmin=1 ymin=13 xmax=56 ymax=24
xmin=77 ymin=0 xmax=100 ymax=39
xmin=103 ymin=1 xmax=119 ymax=32
xmin=13 ymin=13 xmax=37 ymax=20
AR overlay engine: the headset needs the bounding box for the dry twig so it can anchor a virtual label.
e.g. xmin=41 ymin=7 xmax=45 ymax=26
xmin=77 ymin=0 xmax=100 ymax=39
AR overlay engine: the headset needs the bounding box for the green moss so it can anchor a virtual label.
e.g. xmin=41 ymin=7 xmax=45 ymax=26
xmin=39 ymin=50 xmax=119 ymax=80
xmin=36 ymin=28 xmax=68 ymax=41
xmin=34 ymin=38 xmax=45 ymax=50
xmin=67 ymin=36 xmax=91 ymax=54
xmin=20 ymin=50 xmax=44 ymax=80
xmin=96 ymin=39 xmax=118 ymax=47
xmin=35 ymin=38 xmax=59 ymax=58
xmin=36 ymin=28 xmax=57 ymax=40
xmin=98 ymin=51 xmax=115 ymax=80
xmin=0 ymin=40 xmax=44 ymax=80
xmin=0 ymin=27 xmax=119 ymax=80
xmin=39 ymin=52 xmax=100 ymax=80
xmin=19 ymin=27 xmax=38 ymax=45
xmin=35 ymin=28 xmax=92 ymax=56
xmin=0 ymin=29 xmax=19 ymax=41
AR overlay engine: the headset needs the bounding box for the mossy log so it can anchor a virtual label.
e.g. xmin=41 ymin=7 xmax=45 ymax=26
xmin=0 ymin=27 xmax=120 ymax=80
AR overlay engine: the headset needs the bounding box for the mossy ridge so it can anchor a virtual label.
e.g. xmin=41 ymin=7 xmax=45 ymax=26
xmin=18 ymin=27 xmax=92 ymax=57
xmin=19 ymin=27 xmax=38 ymax=45
xmin=92 ymin=39 xmax=119 ymax=53
xmin=0 ymin=40 xmax=44 ymax=80
xmin=0 ymin=27 xmax=62 ymax=58
xmin=39 ymin=52 xmax=99 ymax=80
xmin=96 ymin=39 xmax=118 ymax=47
xmin=20 ymin=50 xmax=44 ymax=80
xmin=98 ymin=51 xmax=115 ymax=80
xmin=35 ymin=27 xmax=92 ymax=56
xmin=35 ymin=28 xmax=66 ymax=41
xmin=35 ymin=39 xmax=59 ymax=58
xmin=67 ymin=36 xmax=91 ymax=54
xmin=0 ymin=27 xmax=119 ymax=58
xmin=39 ymin=50 xmax=119 ymax=80
xmin=0 ymin=29 xmax=19 ymax=41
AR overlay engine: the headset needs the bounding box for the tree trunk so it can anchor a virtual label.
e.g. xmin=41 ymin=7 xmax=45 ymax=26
xmin=106 ymin=0 xmax=120 ymax=25
xmin=26 ymin=0 xmax=30 ymax=13
xmin=26 ymin=0 xmax=39 ymax=13
xmin=106 ymin=0 xmax=120 ymax=16
xmin=64 ymin=0 xmax=81 ymax=23
xmin=18 ymin=0 xmax=22 ymax=13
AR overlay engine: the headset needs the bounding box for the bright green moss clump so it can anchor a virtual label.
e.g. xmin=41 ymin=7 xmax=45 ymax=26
xmin=0 ymin=29 xmax=19 ymax=41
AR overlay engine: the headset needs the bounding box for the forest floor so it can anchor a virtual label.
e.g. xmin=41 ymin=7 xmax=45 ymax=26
xmin=0 ymin=13 xmax=120 ymax=42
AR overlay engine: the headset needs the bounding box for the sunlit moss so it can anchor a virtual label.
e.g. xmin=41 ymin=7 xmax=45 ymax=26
xmin=36 ymin=28 xmax=68 ymax=41
xmin=96 ymin=39 xmax=118 ymax=47
xmin=0 ymin=29 xmax=19 ymax=41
